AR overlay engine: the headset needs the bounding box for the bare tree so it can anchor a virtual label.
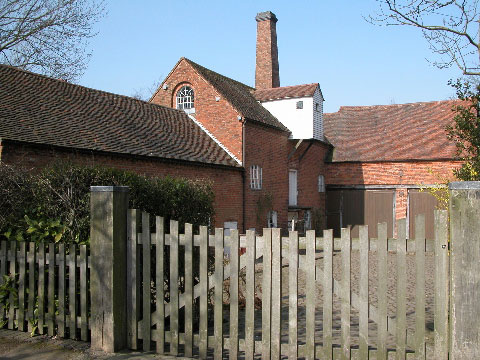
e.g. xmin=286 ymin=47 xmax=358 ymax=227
xmin=0 ymin=0 xmax=105 ymax=81
xmin=130 ymin=75 xmax=164 ymax=101
xmin=369 ymin=1 xmax=480 ymax=76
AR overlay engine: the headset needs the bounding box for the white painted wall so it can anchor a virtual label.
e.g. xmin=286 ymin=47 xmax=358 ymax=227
xmin=312 ymin=88 xmax=324 ymax=140
xmin=260 ymin=87 xmax=324 ymax=140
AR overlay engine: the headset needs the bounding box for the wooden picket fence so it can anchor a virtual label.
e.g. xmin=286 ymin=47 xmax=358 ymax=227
xmin=127 ymin=209 xmax=449 ymax=359
xmin=0 ymin=241 xmax=89 ymax=340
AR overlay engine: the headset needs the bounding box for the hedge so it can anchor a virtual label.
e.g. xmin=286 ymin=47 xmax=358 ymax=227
xmin=0 ymin=162 xmax=215 ymax=244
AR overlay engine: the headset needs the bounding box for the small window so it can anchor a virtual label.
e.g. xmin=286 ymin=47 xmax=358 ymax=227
xmin=176 ymin=85 xmax=195 ymax=113
xmin=296 ymin=101 xmax=303 ymax=109
xmin=267 ymin=210 xmax=278 ymax=228
xmin=250 ymin=165 xmax=262 ymax=190
xmin=315 ymin=103 xmax=320 ymax=112
xmin=318 ymin=175 xmax=325 ymax=193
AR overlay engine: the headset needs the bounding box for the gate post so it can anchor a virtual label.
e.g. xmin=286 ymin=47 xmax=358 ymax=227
xmin=449 ymin=182 xmax=480 ymax=359
xmin=90 ymin=186 xmax=129 ymax=352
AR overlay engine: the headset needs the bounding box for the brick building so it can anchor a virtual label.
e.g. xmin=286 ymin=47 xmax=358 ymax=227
xmin=324 ymin=101 xmax=461 ymax=239
xmin=0 ymin=64 xmax=244 ymax=229
xmin=0 ymin=10 xmax=461 ymax=236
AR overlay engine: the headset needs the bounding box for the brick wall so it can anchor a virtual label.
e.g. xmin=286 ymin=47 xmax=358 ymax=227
xmin=325 ymin=159 xmax=462 ymax=221
xmin=288 ymin=141 xmax=330 ymax=228
xmin=151 ymin=59 xmax=244 ymax=162
xmin=255 ymin=13 xmax=280 ymax=89
xmin=325 ymin=160 xmax=461 ymax=186
xmin=244 ymin=122 xmax=289 ymax=231
xmin=0 ymin=140 xmax=244 ymax=229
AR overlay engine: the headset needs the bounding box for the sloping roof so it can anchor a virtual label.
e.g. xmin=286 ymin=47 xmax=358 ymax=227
xmin=183 ymin=58 xmax=289 ymax=132
xmin=323 ymin=100 xmax=459 ymax=162
xmin=0 ymin=65 xmax=240 ymax=167
xmin=254 ymin=83 xmax=319 ymax=102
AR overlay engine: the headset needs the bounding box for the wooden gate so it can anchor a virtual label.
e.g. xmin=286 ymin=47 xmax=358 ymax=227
xmin=126 ymin=209 xmax=449 ymax=359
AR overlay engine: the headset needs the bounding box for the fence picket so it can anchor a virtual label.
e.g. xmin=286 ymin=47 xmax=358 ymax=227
xmin=262 ymin=229 xmax=272 ymax=360
xmin=38 ymin=242 xmax=45 ymax=334
xmin=434 ymin=210 xmax=449 ymax=359
xmin=80 ymin=245 xmax=88 ymax=341
xmin=27 ymin=242 xmax=37 ymax=334
xmin=127 ymin=209 xmax=140 ymax=350
xmin=271 ymin=228 xmax=282 ymax=360
xmin=341 ymin=227 xmax=351 ymax=360
xmin=377 ymin=223 xmax=388 ymax=360
xmin=230 ymin=229 xmax=240 ymax=359
xmin=359 ymin=225 xmax=369 ymax=360
xmin=214 ymin=227 xmax=224 ymax=360
xmin=169 ymin=220 xmax=179 ymax=355
xmin=245 ymin=230 xmax=256 ymax=360
xmin=48 ymin=243 xmax=55 ymax=336
xmin=0 ymin=240 xmax=6 ymax=323
xmin=142 ymin=212 xmax=151 ymax=352
xmin=199 ymin=225 xmax=209 ymax=359
xmin=18 ymin=242 xmax=27 ymax=331
xmin=288 ymin=231 xmax=298 ymax=360
xmin=323 ymin=229 xmax=333 ymax=360
xmin=184 ymin=223 xmax=194 ymax=357
xmin=415 ymin=215 xmax=426 ymax=359
xmin=8 ymin=241 xmax=16 ymax=330
xmin=57 ymin=243 xmax=66 ymax=337
xmin=68 ymin=243 xmax=77 ymax=339
xmin=155 ymin=216 xmax=165 ymax=354
xmin=396 ymin=219 xmax=407 ymax=360
xmin=306 ymin=230 xmax=316 ymax=360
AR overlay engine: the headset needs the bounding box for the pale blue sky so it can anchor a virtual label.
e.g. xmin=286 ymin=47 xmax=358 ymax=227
xmin=79 ymin=0 xmax=461 ymax=113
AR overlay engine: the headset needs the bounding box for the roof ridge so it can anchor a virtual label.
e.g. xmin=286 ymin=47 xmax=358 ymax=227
xmin=183 ymin=57 xmax=254 ymax=90
xmin=333 ymin=99 xmax=459 ymax=113
xmin=0 ymin=64 xmax=187 ymax=115
xmin=255 ymin=83 xmax=319 ymax=91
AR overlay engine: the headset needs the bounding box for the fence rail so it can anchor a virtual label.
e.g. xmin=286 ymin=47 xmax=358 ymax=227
xmin=0 ymin=241 xmax=90 ymax=340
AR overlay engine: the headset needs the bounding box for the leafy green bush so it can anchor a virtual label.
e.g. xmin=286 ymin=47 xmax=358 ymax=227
xmin=0 ymin=162 xmax=215 ymax=244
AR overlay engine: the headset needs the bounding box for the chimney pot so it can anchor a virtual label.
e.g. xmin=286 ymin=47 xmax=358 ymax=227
xmin=255 ymin=11 xmax=278 ymax=22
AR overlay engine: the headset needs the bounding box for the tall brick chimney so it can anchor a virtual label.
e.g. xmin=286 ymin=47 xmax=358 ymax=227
xmin=255 ymin=11 xmax=280 ymax=89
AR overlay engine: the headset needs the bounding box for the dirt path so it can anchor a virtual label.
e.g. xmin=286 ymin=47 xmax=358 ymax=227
xmin=0 ymin=329 xmax=182 ymax=360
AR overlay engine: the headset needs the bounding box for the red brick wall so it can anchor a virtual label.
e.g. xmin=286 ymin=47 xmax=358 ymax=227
xmin=151 ymin=59 xmax=244 ymax=162
xmin=325 ymin=160 xmax=461 ymax=185
xmin=288 ymin=141 xmax=330 ymax=228
xmin=325 ymin=160 xmax=462 ymax=221
xmin=0 ymin=141 xmax=244 ymax=229
xmin=244 ymin=122 xmax=289 ymax=231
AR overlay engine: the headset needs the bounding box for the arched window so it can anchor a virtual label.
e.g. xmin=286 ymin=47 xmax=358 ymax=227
xmin=176 ymin=85 xmax=195 ymax=113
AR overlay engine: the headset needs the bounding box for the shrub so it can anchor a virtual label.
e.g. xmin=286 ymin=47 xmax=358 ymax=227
xmin=0 ymin=162 xmax=215 ymax=244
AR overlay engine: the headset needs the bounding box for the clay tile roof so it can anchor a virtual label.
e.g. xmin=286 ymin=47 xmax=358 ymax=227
xmin=0 ymin=65 xmax=240 ymax=167
xmin=184 ymin=58 xmax=289 ymax=132
xmin=254 ymin=83 xmax=319 ymax=102
xmin=323 ymin=100 xmax=459 ymax=162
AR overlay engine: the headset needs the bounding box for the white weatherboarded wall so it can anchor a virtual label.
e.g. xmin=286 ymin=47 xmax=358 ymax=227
xmin=260 ymin=87 xmax=323 ymax=140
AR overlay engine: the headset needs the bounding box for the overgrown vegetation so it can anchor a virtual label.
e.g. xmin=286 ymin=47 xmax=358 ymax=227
xmin=447 ymin=79 xmax=480 ymax=181
xmin=0 ymin=162 xmax=215 ymax=244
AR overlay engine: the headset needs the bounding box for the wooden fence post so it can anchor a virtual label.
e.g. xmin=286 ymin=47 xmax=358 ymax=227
xmin=90 ymin=186 xmax=129 ymax=353
xmin=449 ymin=182 xmax=480 ymax=359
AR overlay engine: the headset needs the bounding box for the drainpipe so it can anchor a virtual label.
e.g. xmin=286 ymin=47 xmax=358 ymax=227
xmin=240 ymin=116 xmax=246 ymax=233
